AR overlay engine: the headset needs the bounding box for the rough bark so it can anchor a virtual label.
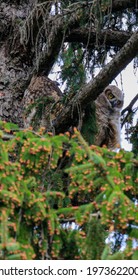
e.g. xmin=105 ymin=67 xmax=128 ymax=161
xmin=0 ymin=1 xmax=85 ymax=98
xmin=53 ymin=32 xmax=138 ymax=133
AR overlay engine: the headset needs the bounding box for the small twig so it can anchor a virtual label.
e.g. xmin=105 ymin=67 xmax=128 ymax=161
xmin=121 ymin=94 xmax=138 ymax=128
xmin=1 ymin=134 xmax=14 ymax=140
xmin=60 ymin=217 xmax=76 ymax=223
xmin=1 ymin=127 xmax=46 ymax=141
xmin=59 ymin=212 xmax=101 ymax=224
xmin=121 ymin=93 xmax=138 ymax=116
xmin=132 ymin=159 xmax=138 ymax=167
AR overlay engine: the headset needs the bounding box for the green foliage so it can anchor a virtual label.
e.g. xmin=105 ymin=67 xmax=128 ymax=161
xmin=60 ymin=43 xmax=86 ymax=95
xmin=81 ymin=102 xmax=97 ymax=145
xmin=129 ymin=121 xmax=138 ymax=156
xmin=0 ymin=121 xmax=137 ymax=259
xmin=83 ymin=218 xmax=107 ymax=259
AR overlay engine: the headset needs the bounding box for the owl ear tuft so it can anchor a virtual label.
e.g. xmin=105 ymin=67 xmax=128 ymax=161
xmin=104 ymin=89 xmax=112 ymax=96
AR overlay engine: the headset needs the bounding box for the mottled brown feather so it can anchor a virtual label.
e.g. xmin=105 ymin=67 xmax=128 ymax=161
xmin=94 ymin=85 xmax=124 ymax=149
xmin=22 ymin=75 xmax=63 ymax=130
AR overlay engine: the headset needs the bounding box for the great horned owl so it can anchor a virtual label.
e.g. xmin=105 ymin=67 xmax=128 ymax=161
xmin=94 ymin=85 xmax=124 ymax=149
xmin=22 ymin=75 xmax=63 ymax=130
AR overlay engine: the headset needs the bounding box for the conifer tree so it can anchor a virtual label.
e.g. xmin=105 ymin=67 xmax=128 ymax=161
xmin=0 ymin=0 xmax=137 ymax=259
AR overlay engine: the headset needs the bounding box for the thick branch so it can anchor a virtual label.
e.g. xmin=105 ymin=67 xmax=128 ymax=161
xmin=111 ymin=0 xmax=137 ymax=12
xmin=53 ymin=32 xmax=138 ymax=133
xmin=66 ymin=28 xmax=132 ymax=48
xmin=34 ymin=12 xmax=87 ymax=75
xmin=35 ymin=16 xmax=64 ymax=75
xmin=0 ymin=0 xmax=137 ymax=77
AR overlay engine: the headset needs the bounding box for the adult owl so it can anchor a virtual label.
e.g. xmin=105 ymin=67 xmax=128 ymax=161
xmin=22 ymin=75 xmax=63 ymax=131
xmin=94 ymin=85 xmax=124 ymax=149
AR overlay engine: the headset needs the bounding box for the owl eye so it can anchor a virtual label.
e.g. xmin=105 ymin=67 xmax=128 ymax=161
xmin=108 ymin=92 xmax=114 ymax=99
xmin=105 ymin=89 xmax=114 ymax=100
xmin=117 ymin=100 xmax=121 ymax=106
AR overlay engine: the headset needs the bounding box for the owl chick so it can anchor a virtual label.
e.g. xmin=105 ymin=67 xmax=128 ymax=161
xmin=94 ymin=85 xmax=124 ymax=149
xmin=22 ymin=75 xmax=63 ymax=130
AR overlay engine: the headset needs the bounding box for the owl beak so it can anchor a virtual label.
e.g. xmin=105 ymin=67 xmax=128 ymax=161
xmin=110 ymin=100 xmax=117 ymax=108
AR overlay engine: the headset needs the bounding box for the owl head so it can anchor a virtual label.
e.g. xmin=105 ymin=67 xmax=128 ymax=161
xmin=103 ymin=85 xmax=124 ymax=111
xmin=95 ymin=85 xmax=124 ymax=113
